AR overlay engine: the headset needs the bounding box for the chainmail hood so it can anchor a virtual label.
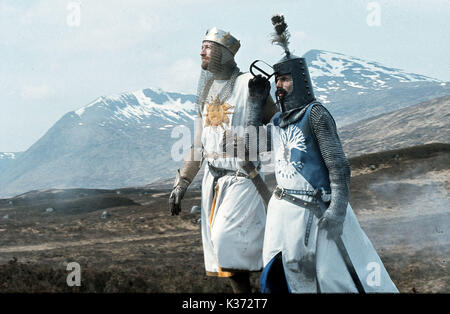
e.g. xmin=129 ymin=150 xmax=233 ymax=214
xmin=197 ymin=39 xmax=240 ymax=116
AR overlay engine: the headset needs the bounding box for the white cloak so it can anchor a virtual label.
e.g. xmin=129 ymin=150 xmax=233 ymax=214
xmin=200 ymin=72 xmax=266 ymax=276
xmin=262 ymin=121 xmax=398 ymax=292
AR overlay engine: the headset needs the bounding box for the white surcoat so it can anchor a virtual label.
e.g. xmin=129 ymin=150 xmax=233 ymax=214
xmin=262 ymin=121 xmax=398 ymax=293
xmin=200 ymin=72 xmax=266 ymax=276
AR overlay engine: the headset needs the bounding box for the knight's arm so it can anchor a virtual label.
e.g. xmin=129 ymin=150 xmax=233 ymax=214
xmin=310 ymin=104 xmax=350 ymax=221
xmin=262 ymin=95 xmax=279 ymax=125
xmin=245 ymin=94 xmax=278 ymax=155
xmin=176 ymin=114 xmax=203 ymax=187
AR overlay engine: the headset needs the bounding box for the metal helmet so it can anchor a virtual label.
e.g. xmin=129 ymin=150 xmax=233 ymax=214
xmin=203 ymin=27 xmax=241 ymax=56
xmin=200 ymin=27 xmax=240 ymax=77
xmin=271 ymin=15 xmax=315 ymax=112
xmin=273 ymin=54 xmax=315 ymax=112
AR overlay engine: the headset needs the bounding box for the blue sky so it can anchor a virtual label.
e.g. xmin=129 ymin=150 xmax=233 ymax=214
xmin=0 ymin=0 xmax=449 ymax=152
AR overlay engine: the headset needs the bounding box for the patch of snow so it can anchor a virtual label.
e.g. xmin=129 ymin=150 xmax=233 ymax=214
xmin=317 ymin=95 xmax=330 ymax=104
xmin=75 ymin=108 xmax=85 ymax=116
xmin=75 ymin=97 xmax=103 ymax=117
xmin=0 ymin=152 xmax=16 ymax=160
xmin=361 ymin=73 xmax=379 ymax=81
xmin=310 ymin=53 xmax=347 ymax=77
xmin=343 ymin=81 xmax=368 ymax=89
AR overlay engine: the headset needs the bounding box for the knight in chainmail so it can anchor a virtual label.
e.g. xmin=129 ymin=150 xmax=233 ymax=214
xmin=260 ymin=15 xmax=398 ymax=293
xmin=168 ymin=27 xmax=278 ymax=293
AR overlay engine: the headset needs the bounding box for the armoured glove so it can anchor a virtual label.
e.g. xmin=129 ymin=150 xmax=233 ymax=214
xmin=169 ymin=170 xmax=190 ymax=216
xmin=318 ymin=209 xmax=345 ymax=240
xmin=248 ymin=74 xmax=270 ymax=99
xmin=247 ymin=75 xmax=270 ymax=126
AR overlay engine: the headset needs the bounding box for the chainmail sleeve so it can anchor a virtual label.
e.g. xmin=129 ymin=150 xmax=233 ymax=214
xmin=310 ymin=104 xmax=351 ymax=221
xmin=242 ymin=94 xmax=277 ymax=158
xmin=262 ymin=95 xmax=279 ymax=125
xmin=177 ymin=114 xmax=203 ymax=187
xmin=254 ymin=95 xmax=277 ymax=153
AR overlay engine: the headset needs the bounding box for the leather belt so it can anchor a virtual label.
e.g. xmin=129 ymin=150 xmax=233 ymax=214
xmin=276 ymin=187 xmax=330 ymax=197
xmin=273 ymin=186 xmax=328 ymax=246
xmin=207 ymin=162 xmax=248 ymax=191
xmin=207 ymin=162 xmax=248 ymax=180
xmin=273 ymin=186 xmax=323 ymax=218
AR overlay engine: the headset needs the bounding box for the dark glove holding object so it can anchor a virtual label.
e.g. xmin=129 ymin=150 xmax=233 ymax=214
xmin=169 ymin=170 xmax=190 ymax=216
xmin=247 ymin=75 xmax=270 ymax=127
xmin=248 ymin=74 xmax=270 ymax=100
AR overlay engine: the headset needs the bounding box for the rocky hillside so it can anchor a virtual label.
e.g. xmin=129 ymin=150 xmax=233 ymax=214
xmin=340 ymin=95 xmax=450 ymax=157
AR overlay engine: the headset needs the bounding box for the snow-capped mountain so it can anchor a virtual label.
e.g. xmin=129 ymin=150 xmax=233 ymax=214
xmin=73 ymin=88 xmax=196 ymax=125
xmin=0 ymin=89 xmax=197 ymax=198
xmin=308 ymin=49 xmax=440 ymax=89
xmin=304 ymin=50 xmax=448 ymax=125
xmin=0 ymin=50 xmax=448 ymax=198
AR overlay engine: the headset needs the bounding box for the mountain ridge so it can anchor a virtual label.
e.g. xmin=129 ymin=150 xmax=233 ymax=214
xmin=0 ymin=49 xmax=448 ymax=198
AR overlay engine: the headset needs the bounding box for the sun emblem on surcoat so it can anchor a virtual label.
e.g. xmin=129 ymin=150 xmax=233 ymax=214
xmin=204 ymin=95 xmax=233 ymax=130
